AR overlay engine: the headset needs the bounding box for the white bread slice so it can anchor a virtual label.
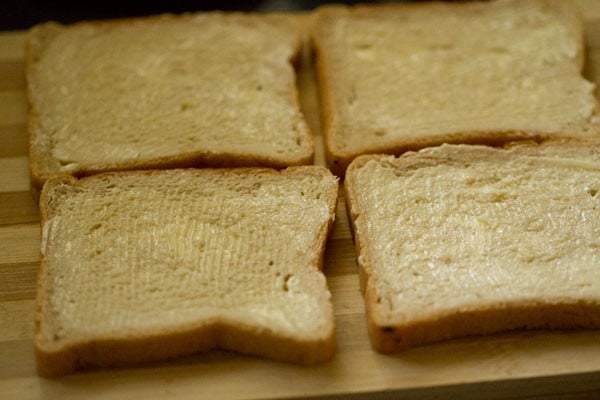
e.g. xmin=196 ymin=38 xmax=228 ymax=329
xmin=313 ymin=0 xmax=600 ymax=175
xmin=36 ymin=166 xmax=337 ymax=377
xmin=344 ymin=139 xmax=600 ymax=352
xmin=26 ymin=13 xmax=313 ymax=192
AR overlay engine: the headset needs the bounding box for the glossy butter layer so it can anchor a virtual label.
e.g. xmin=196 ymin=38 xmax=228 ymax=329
xmin=30 ymin=15 xmax=309 ymax=168
xmin=348 ymin=145 xmax=600 ymax=323
xmin=40 ymin=169 xmax=337 ymax=348
xmin=319 ymin=0 xmax=598 ymax=152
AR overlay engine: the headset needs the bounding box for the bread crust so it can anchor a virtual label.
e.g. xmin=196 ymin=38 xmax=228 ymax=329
xmin=36 ymin=167 xmax=338 ymax=377
xmin=26 ymin=13 xmax=314 ymax=193
xmin=313 ymin=0 xmax=597 ymax=176
xmin=344 ymin=139 xmax=600 ymax=352
xmin=35 ymin=317 xmax=336 ymax=377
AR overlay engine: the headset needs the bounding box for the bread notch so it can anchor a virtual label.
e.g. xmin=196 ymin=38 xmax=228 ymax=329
xmin=313 ymin=0 xmax=600 ymax=175
xmin=26 ymin=13 xmax=314 ymax=192
xmin=36 ymin=167 xmax=337 ymax=377
xmin=344 ymin=139 xmax=600 ymax=352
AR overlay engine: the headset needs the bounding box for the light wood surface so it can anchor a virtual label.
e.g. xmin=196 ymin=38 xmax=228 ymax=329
xmin=2 ymin=4 xmax=600 ymax=399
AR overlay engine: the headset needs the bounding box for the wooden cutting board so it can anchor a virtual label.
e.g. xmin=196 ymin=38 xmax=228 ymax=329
xmin=2 ymin=2 xmax=600 ymax=398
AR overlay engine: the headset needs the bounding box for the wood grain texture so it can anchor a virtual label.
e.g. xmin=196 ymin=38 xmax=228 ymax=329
xmin=0 ymin=192 xmax=38 ymax=225
xmin=0 ymin=124 xmax=27 ymax=157
xmin=0 ymin=6 xmax=599 ymax=399
xmin=0 ymin=262 xmax=37 ymax=301
xmin=0 ymin=157 xmax=30 ymax=192
xmin=0 ymin=60 xmax=24 ymax=91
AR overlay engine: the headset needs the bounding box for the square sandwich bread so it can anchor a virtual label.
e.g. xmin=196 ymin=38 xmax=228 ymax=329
xmin=36 ymin=167 xmax=338 ymax=376
xmin=313 ymin=0 xmax=600 ymax=174
xmin=29 ymin=0 xmax=600 ymax=377
xmin=344 ymin=139 xmax=600 ymax=352
xmin=26 ymin=13 xmax=314 ymax=191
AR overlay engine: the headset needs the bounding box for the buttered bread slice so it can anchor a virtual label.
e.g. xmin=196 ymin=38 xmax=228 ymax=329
xmin=36 ymin=167 xmax=337 ymax=376
xmin=345 ymin=140 xmax=600 ymax=352
xmin=27 ymin=13 xmax=313 ymax=191
xmin=314 ymin=0 xmax=600 ymax=174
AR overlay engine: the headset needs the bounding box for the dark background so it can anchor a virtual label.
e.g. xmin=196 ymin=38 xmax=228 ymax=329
xmin=0 ymin=0 xmax=420 ymax=30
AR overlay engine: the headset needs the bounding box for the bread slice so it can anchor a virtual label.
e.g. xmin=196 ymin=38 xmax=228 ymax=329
xmin=36 ymin=166 xmax=337 ymax=377
xmin=26 ymin=13 xmax=313 ymax=192
xmin=313 ymin=0 xmax=600 ymax=175
xmin=344 ymin=139 xmax=600 ymax=352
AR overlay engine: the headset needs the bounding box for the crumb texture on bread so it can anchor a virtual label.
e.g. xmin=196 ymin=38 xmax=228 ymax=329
xmin=27 ymin=14 xmax=313 ymax=188
xmin=344 ymin=140 xmax=600 ymax=351
xmin=37 ymin=167 xmax=337 ymax=376
xmin=314 ymin=0 xmax=600 ymax=173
